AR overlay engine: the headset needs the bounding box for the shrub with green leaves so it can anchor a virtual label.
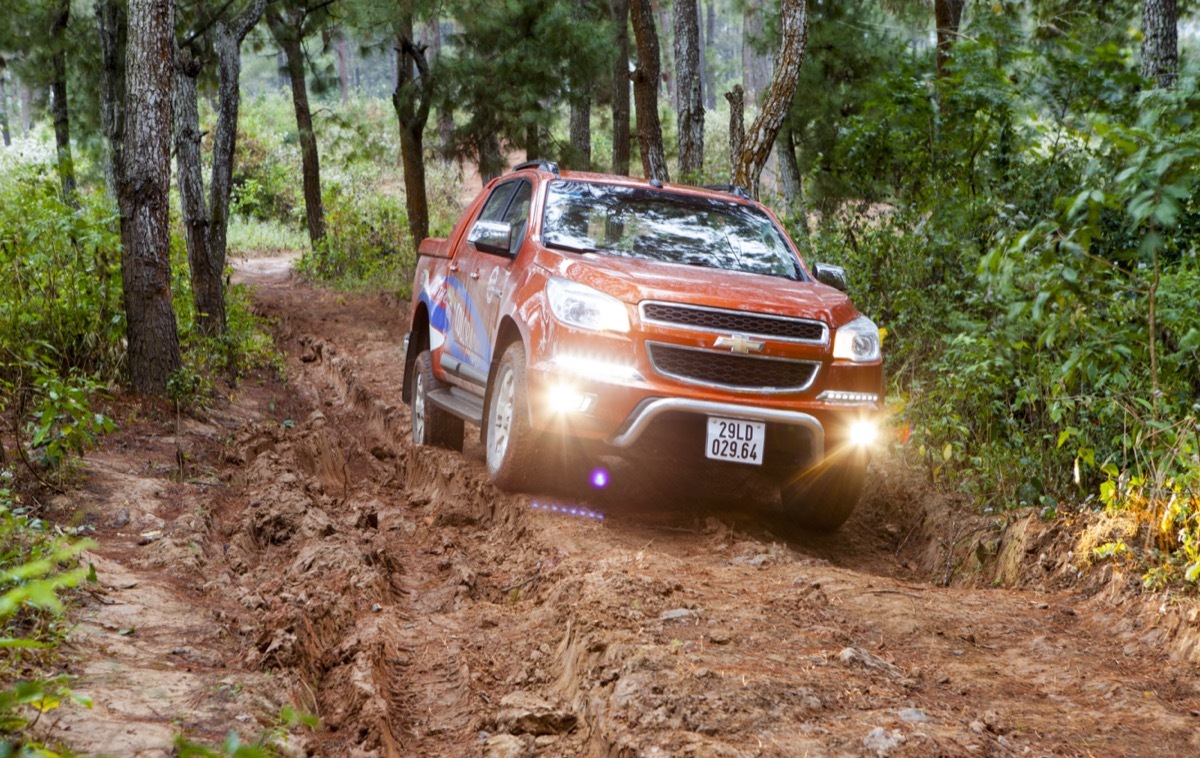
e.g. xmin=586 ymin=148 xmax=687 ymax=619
xmin=295 ymin=182 xmax=414 ymax=294
xmin=0 ymin=476 xmax=93 ymax=743
xmin=793 ymin=18 xmax=1200 ymax=583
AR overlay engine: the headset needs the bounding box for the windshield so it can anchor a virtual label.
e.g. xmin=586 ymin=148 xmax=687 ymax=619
xmin=541 ymin=180 xmax=803 ymax=280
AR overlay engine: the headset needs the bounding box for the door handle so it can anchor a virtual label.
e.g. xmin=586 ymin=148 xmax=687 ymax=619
xmin=449 ymin=262 xmax=460 ymax=272
xmin=469 ymin=272 xmax=480 ymax=279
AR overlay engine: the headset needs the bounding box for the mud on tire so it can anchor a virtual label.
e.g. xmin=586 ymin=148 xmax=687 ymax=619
xmin=412 ymin=350 xmax=465 ymax=451
xmin=484 ymin=342 xmax=543 ymax=491
xmin=779 ymin=450 xmax=868 ymax=532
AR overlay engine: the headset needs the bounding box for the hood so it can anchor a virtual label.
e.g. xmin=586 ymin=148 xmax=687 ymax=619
xmin=533 ymin=246 xmax=862 ymax=327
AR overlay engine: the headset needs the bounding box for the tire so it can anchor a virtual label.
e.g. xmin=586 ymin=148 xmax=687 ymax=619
xmin=779 ymin=451 xmax=868 ymax=532
xmin=484 ymin=342 xmax=542 ymax=491
xmin=411 ymin=350 xmax=464 ymax=451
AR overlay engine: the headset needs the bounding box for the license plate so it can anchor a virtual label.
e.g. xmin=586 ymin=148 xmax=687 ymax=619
xmin=705 ymin=417 xmax=765 ymax=465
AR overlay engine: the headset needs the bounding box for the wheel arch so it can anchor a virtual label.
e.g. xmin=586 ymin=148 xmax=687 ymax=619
xmin=402 ymin=303 xmax=431 ymax=404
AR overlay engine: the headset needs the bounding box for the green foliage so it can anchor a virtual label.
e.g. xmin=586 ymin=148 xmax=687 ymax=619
xmin=295 ymin=181 xmax=414 ymax=294
xmin=231 ymin=98 xmax=302 ymax=226
xmin=174 ymin=705 xmax=318 ymax=757
xmin=443 ymin=0 xmax=613 ymax=176
xmin=791 ymin=9 xmax=1200 ymax=585
xmin=24 ymin=369 xmax=115 ymax=470
xmin=0 ymin=478 xmax=93 ymax=744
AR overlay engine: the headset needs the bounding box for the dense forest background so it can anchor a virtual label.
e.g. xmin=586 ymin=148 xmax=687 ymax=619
xmin=1 ymin=0 xmax=1199 ymax=591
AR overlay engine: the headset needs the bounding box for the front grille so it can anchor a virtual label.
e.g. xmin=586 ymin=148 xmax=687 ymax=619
xmin=640 ymin=302 xmax=826 ymax=343
xmin=647 ymin=342 xmax=820 ymax=392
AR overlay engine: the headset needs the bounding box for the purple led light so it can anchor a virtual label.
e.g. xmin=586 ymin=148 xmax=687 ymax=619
xmin=589 ymin=467 xmax=610 ymax=489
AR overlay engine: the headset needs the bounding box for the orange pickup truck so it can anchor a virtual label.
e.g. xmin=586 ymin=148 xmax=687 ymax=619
xmin=402 ymin=161 xmax=884 ymax=530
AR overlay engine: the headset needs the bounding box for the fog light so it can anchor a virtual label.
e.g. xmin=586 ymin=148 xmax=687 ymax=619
xmin=849 ymin=419 xmax=879 ymax=447
xmin=547 ymin=384 xmax=595 ymax=414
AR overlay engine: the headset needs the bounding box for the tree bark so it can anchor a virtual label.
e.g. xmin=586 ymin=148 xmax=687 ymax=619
xmin=335 ymin=35 xmax=350 ymax=106
xmin=393 ymin=27 xmax=432 ymax=246
xmin=119 ymin=0 xmax=182 ymax=396
xmin=725 ymin=84 xmax=743 ymax=179
xmin=425 ymin=17 xmax=455 ymax=161
xmin=269 ymin=8 xmax=326 ymax=245
xmin=741 ymin=4 xmax=771 ymax=102
xmin=630 ymin=0 xmax=669 ymax=182
xmin=610 ymin=0 xmax=631 ymax=175
xmin=97 ymin=0 xmax=127 ymax=200
xmin=19 ymin=82 xmax=32 ymax=136
xmin=733 ymin=0 xmax=807 ymax=198
xmin=777 ymin=120 xmax=804 ymax=221
xmin=207 ymin=0 xmax=267 ymax=332
xmin=702 ymin=1 xmax=716 ymax=110
xmin=934 ymin=0 xmax=966 ymax=80
xmin=173 ymin=44 xmax=219 ymax=336
xmin=1142 ymin=0 xmax=1178 ymax=88
xmin=0 ymin=58 xmax=10 ymax=147
xmin=673 ymin=0 xmax=704 ymax=180
xmin=49 ymin=0 xmax=77 ymax=205
xmin=569 ymin=94 xmax=592 ymax=171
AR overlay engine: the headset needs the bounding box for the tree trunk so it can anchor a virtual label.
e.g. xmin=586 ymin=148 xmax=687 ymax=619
xmin=119 ymin=0 xmax=182 ymax=396
xmin=425 ymin=17 xmax=455 ymax=161
xmin=610 ymin=0 xmax=631 ymax=175
xmin=703 ymin=1 xmax=716 ymax=110
xmin=741 ymin=4 xmax=771 ymax=102
xmin=269 ymin=9 xmax=326 ymax=245
xmin=525 ymin=121 xmax=540 ymax=162
xmin=657 ymin=2 xmax=675 ymax=108
xmin=733 ymin=0 xmax=807 ymax=198
xmin=725 ymin=84 xmax=743 ymax=179
xmin=673 ymin=0 xmax=704 ymax=180
xmin=1142 ymin=0 xmax=1178 ymax=88
xmin=934 ymin=0 xmax=966 ymax=80
xmin=393 ymin=27 xmax=432 ymax=246
xmin=19 ymin=82 xmax=32 ymax=136
xmin=49 ymin=0 xmax=77 ymax=205
xmin=0 ymin=58 xmax=10 ymax=147
xmin=207 ymin=0 xmax=267 ymax=333
xmin=173 ymin=44 xmax=220 ymax=337
xmin=97 ymin=0 xmax=127 ymax=200
xmin=630 ymin=0 xmax=669 ymax=182
xmin=569 ymin=94 xmax=592 ymax=171
xmin=777 ymin=120 xmax=804 ymax=222
xmin=335 ymin=36 xmax=350 ymax=106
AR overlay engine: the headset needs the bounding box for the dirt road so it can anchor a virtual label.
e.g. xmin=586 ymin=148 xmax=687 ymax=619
xmin=50 ymin=257 xmax=1200 ymax=756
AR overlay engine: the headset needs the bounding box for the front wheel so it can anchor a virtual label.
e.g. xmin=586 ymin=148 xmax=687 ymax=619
xmin=484 ymin=342 xmax=542 ymax=491
xmin=779 ymin=452 xmax=868 ymax=532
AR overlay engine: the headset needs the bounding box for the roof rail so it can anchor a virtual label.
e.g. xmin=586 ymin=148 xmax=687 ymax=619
xmin=703 ymin=184 xmax=752 ymax=200
xmin=514 ymin=160 xmax=560 ymax=175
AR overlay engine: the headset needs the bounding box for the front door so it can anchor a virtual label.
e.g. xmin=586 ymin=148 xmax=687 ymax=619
xmin=451 ymin=178 xmax=534 ymax=381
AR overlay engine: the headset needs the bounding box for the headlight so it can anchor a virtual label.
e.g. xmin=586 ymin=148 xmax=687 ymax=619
xmin=546 ymin=278 xmax=630 ymax=333
xmin=832 ymin=316 xmax=881 ymax=362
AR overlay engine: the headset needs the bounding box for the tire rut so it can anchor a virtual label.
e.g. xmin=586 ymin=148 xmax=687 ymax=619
xmin=230 ymin=262 xmax=1200 ymax=757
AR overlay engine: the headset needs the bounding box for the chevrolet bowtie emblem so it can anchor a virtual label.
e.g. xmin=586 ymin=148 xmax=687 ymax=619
xmin=714 ymin=334 xmax=764 ymax=354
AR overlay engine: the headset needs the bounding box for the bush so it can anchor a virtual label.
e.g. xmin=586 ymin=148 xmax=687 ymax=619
xmin=295 ymin=182 xmax=415 ymax=294
xmin=0 ymin=474 xmax=93 ymax=744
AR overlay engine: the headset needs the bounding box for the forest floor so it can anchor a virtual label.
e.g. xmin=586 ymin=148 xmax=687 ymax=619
xmin=29 ymin=254 xmax=1200 ymax=756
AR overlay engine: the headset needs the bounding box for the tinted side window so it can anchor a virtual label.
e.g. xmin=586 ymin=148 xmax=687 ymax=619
xmin=502 ymin=181 xmax=534 ymax=254
xmin=478 ymin=182 xmax=518 ymax=223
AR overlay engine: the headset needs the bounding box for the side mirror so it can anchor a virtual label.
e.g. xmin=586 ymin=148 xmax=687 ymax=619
xmin=812 ymin=263 xmax=848 ymax=292
xmin=469 ymin=220 xmax=514 ymax=256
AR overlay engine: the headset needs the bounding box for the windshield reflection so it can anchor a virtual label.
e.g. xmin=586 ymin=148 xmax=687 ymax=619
xmin=541 ymin=181 xmax=802 ymax=280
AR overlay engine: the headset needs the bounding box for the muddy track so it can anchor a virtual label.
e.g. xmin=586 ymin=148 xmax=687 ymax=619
xmin=50 ymin=258 xmax=1200 ymax=756
xmin=201 ymin=258 xmax=1200 ymax=757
